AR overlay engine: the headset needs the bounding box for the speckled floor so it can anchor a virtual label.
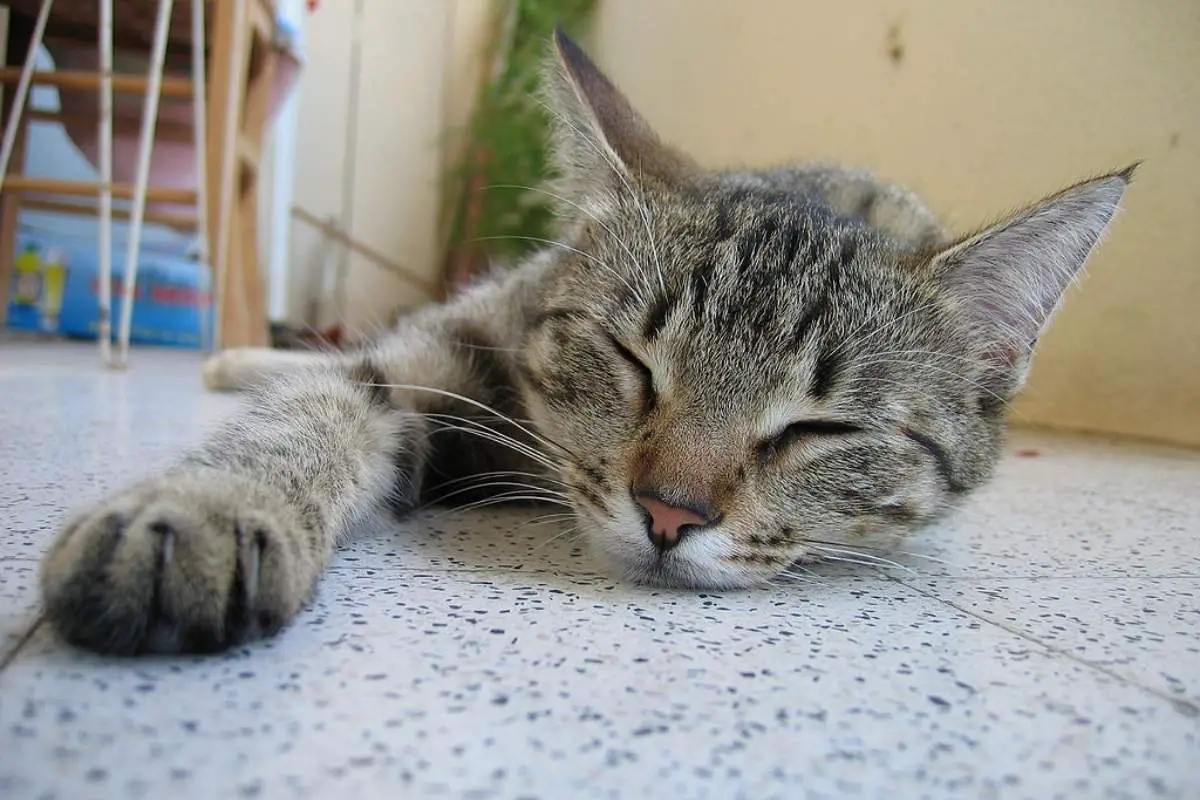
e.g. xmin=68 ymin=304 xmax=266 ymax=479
xmin=1 ymin=340 xmax=1198 ymax=799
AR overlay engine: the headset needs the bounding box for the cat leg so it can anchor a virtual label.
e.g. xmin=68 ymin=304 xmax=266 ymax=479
xmin=202 ymin=347 xmax=327 ymax=392
xmin=40 ymin=354 xmax=430 ymax=655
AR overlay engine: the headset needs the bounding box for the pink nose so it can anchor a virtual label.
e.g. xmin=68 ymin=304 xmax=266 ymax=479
xmin=634 ymin=493 xmax=718 ymax=552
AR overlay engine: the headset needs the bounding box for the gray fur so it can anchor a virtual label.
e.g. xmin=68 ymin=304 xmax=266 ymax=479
xmin=40 ymin=30 xmax=1133 ymax=654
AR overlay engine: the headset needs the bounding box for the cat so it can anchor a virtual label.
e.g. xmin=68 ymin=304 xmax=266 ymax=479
xmin=39 ymin=29 xmax=1134 ymax=655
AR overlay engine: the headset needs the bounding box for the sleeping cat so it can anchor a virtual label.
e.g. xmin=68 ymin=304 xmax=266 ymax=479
xmin=39 ymin=29 xmax=1134 ymax=655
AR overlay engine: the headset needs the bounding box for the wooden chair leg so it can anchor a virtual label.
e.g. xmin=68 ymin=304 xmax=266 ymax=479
xmin=0 ymin=2 xmax=44 ymax=325
xmin=0 ymin=93 xmax=29 ymax=327
xmin=208 ymin=0 xmax=261 ymax=350
xmin=114 ymin=0 xmax=176 ymax=366
xmin=236 ymin=27 xmax=277 ymax=348
xmin=238 ymin=185 xmax=267 ymax=346
xmin=189 ymin=0 xmax=212 ymax=350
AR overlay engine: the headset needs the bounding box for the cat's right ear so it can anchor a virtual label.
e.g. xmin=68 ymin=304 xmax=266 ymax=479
xmin=928 ymin=166 xmax=1135 ymax=399
xmin=544 ymin=27 xmax=695 ymax=200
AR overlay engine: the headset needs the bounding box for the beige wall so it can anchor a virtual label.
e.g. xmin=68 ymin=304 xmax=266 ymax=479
xmin=287 ymin=0 xmax=495 ymax=333
xmin=589 ymin=0 xmax=1200 ymax=446
xmin=289 ymin=0 xmax=1198 ymax=445
xmin=288 ymin=0 xmax=454 ymax=333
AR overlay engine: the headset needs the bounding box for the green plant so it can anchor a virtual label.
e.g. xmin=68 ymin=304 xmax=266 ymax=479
xmin=440 ymin=0 xmax=597 ymax=294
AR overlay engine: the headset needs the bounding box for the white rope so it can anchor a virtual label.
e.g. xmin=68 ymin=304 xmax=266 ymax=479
xmin=190 ymin=0 xmax=212 ymax=352
xmin=113 ymin=0 xmax=176 ymax=367
xmin=96 ymin=0 xmax=114 ymax=364
xmin=0 ymin=0 xmax=54 ymax=191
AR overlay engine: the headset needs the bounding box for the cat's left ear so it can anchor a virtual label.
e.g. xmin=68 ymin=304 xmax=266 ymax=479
xmin=545 ymin=27 xmax=695 ymax=197
xmin=930 ymin=166 xmax=1136 ymax=398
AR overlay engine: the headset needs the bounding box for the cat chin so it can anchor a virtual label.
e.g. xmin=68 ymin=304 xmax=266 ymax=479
xmin=584 ymin=539 xmax=773 ymax=591
xmin=626 ymin=559 xmax=775 ymax=591
xmin=573 ymin=506 xmax=776 ymax=590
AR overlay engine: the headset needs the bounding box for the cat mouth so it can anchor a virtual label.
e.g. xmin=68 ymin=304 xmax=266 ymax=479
xmin=569 ymin=497 xmax=780 ymax=590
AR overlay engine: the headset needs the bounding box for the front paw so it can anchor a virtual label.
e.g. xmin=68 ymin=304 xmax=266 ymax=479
xmin=40 ymin=472 xmax=320 ymax=655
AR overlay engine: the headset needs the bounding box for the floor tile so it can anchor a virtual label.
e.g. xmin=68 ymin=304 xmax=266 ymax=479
xmin=3 ymin=340 xmax=1198 ymax=798
xmin=0 ymin=560 xmax=39 ymax=655
xmin=908 ymin=577 xmax=1200 ymax=708
xmin=3 ymin=566 xmax=1198 ymax=800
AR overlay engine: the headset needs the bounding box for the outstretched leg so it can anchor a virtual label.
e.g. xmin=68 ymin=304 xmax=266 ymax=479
xmin=40 ymin=356 xmax=424 ymax=654
xmin=41 ymin=265 xmax=548 ymax=655
xmin=201 ymin=346 xmax=327 ymax=392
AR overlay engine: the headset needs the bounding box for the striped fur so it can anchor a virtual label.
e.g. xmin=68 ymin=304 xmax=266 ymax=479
xmin=40 ymin=30 xmax=1132 ymax=654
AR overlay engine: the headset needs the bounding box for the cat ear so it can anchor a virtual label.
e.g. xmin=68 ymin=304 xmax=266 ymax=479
xmin=930 ymin=166 xmax=1136 ymax=398
xmin=545 ymin=27 xmax=695 ymax=197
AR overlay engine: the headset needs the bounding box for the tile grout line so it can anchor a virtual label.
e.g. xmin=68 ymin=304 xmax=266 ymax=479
xmin=891 ymin=575 xmax=1200 ymax=719
xmin=0 ymin=610 xmax=45 ymax=676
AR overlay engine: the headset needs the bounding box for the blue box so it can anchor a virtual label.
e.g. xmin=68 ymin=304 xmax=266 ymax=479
xmin=7 ymin=234 xmax=210 ymax=349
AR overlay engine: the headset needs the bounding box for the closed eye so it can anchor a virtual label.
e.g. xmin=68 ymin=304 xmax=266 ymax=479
xmin=608 ymin=337 xmax=656 ymax=412
xmin=758 ymin=419 xmax=861 ymax=458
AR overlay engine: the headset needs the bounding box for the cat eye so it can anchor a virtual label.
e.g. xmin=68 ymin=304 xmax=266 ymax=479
xmin=608 ymin=337 xmax=656 ymax=410
xmin=758 ymin=419 xmax=862 ymax=458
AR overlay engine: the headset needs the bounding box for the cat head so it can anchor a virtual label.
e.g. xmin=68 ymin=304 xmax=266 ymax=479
xmin=519 ymin=29 xmax=1133 ymax=588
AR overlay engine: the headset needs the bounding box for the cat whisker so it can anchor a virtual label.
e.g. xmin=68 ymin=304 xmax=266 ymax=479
xmin=841 ymin=358 xmax=1008 ymax=406
xmin=474 ymin=233 xmax=646 ymax=302
xmin=380 ymin=384 xmax=578 ymax=462
xmin=826 ymin=300 xmax=947 ymax=362
xmin=539 ymin=101 xmax=664 ymax=296
xmin=635 ymin=198 xmax=668 ymax=296
xmin=853 ymin=348 xmax=989 ymax=369
xmin=839 ymin=376 xmax=948 ymax=408
xmin=425 ymin=422 xmax=558 ymax=473
xmin=809 ymin=554 xmax=896 ymax=571
xmin=419 ymin=480 xmax=569 ymax=511
xmin=531 ymin=524 xmax=584 ymax=553
xmin=424 ymin=413 xmax=561 ymax=471
xmin=886 ymin=549 xmax=955 ymax=567
xmin=425 ymin=468 xmax=572 ymax=494
xmin=770 ymin=567 xmax=827 ymax=586
xmin=801 ymin=537 xmax=956 ymax=568
xmin=481 ymin=183 xmax=646 ymax=290
xmin=433 ymin=492 xmax=573 ymax=520
xmin=448 ymin=339 xmax=523 ymax=354
xmin=807 ymin=544 xmax=917 ymax=574
xmin=513 ymin=512 xmax=577 ymax=531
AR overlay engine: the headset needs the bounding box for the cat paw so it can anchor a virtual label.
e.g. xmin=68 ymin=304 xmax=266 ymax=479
xmin=40 ymin=472 xmax=319 ymax=655
xmin=202 ymin=347 xmax=322 ymax=392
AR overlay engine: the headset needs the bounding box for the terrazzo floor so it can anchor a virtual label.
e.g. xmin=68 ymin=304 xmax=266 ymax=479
xmin=1 ymin=340 xmax=1198 ymax=799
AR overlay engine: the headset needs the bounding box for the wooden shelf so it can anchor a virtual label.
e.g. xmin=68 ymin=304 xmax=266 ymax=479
xmin=249 ymin=0 xmax=276 ymax=41
xmin=0 ymin=0 xmax=282 ymax=347
xmin=22 ymin=198 xmax=197 ymax=230
xmin=27 ymin=109 xmax=195 ymax=142
xmin=4 ymin=176 xmax=197 ymax=205
xmin=237 ymin=132 xmax=260 ymax=173
xmin=0 ymin=67 xmax=193 ymax=98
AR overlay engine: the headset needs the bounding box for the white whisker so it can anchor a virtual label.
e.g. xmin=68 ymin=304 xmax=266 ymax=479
xmin=474 ymin=234 xmax=645 ymax=301
xmin=481 ymin=183 xmax=646 ymax=289
xmin=424 ymin=413 xmax=559 ymax=471
xmin=840 ymin=358 xmax=1008 ymax=405
xmin=532 ymin=524 xmax=584 ymax=553
xmin=808 ymin=544 xmax=916 ymax=574
xmin=538 ymin=101 xmax=666 ymax=296
xmin=828 ymin=300 xmax=945 ymax=361
xmin=434 ymin=493 xmax=572 ymax=519
xmin=427 ymin=468 xmax=571 ymax=494
xmin=420 ymin=480 xmax=568 ymax=511
xmin=513 ymin=512 xmax=577 ymax=530
xmin=381 ymin=383 xmax=575 ymax=461
xmin=803 ymin=537 xmax=955 ymax=568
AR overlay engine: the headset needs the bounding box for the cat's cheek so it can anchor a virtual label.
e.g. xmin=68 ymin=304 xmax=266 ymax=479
xmin=574 ymin=503 xmax=650 ymax=573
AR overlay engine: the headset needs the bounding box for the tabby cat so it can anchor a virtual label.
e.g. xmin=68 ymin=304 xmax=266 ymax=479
xmin=40 ymin=30 xmax=1133 ymax=655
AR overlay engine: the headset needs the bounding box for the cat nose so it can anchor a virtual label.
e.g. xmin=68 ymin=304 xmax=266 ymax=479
xmin=633 ymin=491 xmax=720 ymax=552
